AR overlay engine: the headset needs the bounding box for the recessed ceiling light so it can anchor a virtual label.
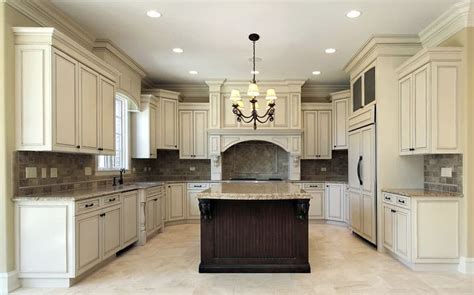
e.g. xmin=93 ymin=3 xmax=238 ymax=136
xmin=325 ymin=48 xmax=337 ymax=54
xmin=251 ymin=70 xmax=259 ymax=75
xmin=189 ymin=70 xmax=198 ymax=75
xmin=146 ymin=10 xmax=161 ymax=18
xmin=346 ymin=10 xmax=361 ymax=18
xmin=173 ymin=48 xmax=183 ymax=53
xmin=312 ymin=71 xmax=321 ymax=75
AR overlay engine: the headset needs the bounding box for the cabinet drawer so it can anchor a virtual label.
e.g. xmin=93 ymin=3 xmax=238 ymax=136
xmin=102 ymin=194 xmax=120 ymax=207
xmin=303 ymin=183 xmax=324 ymax=190
xmin=146 ymin=186 xmax=163 ymax=196
xmin=76 ymin=198 xmax=100 ymax=214
xmin=396 ymin=196 xmax=410 ymax=209
xmin=187 ymin=183 xmax=209 ymax=190
xmin=383 ymin=193 xmax=396 ymax=205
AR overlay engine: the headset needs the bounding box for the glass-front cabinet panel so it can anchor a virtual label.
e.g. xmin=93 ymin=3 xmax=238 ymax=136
xmin=364 ymin=67 xmax=376 ymax=105
xmin=352 ymin=77 xmax=362 ymax=112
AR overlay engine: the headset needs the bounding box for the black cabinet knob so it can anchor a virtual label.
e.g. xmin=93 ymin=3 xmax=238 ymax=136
xmin=76 ymin=145 xmax=81 ymax=149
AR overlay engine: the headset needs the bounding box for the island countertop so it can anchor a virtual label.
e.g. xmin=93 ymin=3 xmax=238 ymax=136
xmin=196 ymin=182 xmax=311 ymax=200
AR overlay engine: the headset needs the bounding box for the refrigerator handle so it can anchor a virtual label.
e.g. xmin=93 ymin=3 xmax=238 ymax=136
xmin=357 ymin=156 xmax=363 ymax=186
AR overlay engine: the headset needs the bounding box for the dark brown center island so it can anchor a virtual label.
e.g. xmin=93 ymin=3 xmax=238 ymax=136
xmin=197 ymin=182 xmax=311 ymax=273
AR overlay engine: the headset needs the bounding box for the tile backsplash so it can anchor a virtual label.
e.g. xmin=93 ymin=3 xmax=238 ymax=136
xmin=300 ymin=150 xmax=348 ymax=181
xmin=424 ymin=154 xmax=463 ymax=193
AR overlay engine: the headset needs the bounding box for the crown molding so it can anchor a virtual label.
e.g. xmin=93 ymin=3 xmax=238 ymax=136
xmin=5 ymin=0 xmax=95 ymax=49
xmin=419 ymin=0 xmax=474 ymax=48
xmin=93 ymin=39 xmax=146 ymax=78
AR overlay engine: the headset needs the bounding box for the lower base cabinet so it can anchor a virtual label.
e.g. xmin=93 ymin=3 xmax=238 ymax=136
xmin=325 ymin=183 xmax=344 ymax=221
xmin=382 ymin=192 xmax=460 ymax=270
xmin=121 ymin=191 xmax=139 ymax=248
xmin=139 ymin=185 xmax=164 ymax=245
xmin=167 ymin=183 xmax=186 ymax=221
xmin=301 ymin=183 xmax=325 ymax=219
xmin=186 ymin=183 xmax=209 ymax=220
xmin=349 ymin=190 xmax=376 ymax=244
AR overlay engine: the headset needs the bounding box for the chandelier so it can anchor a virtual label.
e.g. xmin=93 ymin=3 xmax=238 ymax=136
xmin=230 ymin=33 xmax=277 ymax=130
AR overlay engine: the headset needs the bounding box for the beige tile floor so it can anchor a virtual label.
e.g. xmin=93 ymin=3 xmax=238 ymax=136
xmin=13 ymin=223 xmax=474 ymax=295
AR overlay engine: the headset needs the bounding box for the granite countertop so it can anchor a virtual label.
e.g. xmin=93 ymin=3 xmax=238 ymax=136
xmin=197 ymin=183 xmax=311 ymax=200
xmin=14 ymin=181 xmax=164 ymax=202
xmin=382 ymin=188 xmax=462 ymax=198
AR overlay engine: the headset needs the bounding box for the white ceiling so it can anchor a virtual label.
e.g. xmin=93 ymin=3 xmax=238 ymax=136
xmin=51 ymin=0 xmax=458 ymax=85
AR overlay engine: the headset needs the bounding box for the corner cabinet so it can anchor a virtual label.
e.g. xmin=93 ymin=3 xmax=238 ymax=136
xmin=397 ymin=48 xmax=463 ymax=155
xmin=131 ymin=95 xmax=158 ymax=159
xmin=331 ymin=90 xmax=349 ymax=150
xmin=179 ymin=103 xmax=209 ymax=159
xmin=14 ymin=27 xmax=118 ymax=155
xmin=302 ymin=104 xmax=332 ymax=159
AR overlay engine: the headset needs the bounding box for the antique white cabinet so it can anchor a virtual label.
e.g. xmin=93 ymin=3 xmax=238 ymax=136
xmin=325 ymin=183 xmax=344 ymax=222
xmin=331 ymin=90 xmax=349 ymax=150
xmin=140 ymin=185 xmax=164 ymax=243
xmin=350 ymin=65 xmax=376 ymax=115
xmin=301 ymin=183 xmax=325 ymax=220
xmin=131 ymin=95 xmax=158 ymax=159
xmin=179 ymin=103 xmax=209 ymax=159
xmin=121 ymin=191 xmax=139 ymax=248
xmin=302 ymin=104 xmax=332 ymax=159
xmin=382 ymin=192 xmax=460 ymax=271
xmin=14 ymin=27 xmax=118 ymax=155
xmin=397 ymin=48 xmax=463 ymax=155
xmin=166 ymin=183 xmax=186 ymax=221
xmin=143 ymin=89 xmax=180 ymax=150
xmin=186 ymin=183 xmax=209 ymax=220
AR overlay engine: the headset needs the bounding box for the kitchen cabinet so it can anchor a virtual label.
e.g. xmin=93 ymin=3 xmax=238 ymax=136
xmin=331 ymin=90 xmax=349 ymax=150
xmin=325 ymin=183 xmax=344 ymax=222
xmin=14 ymin=28 xmax=119 ymax=155
xmin=76 ymin=210 xmax=102 ymax=275
xmin=121 ymin=191 xmax=139 ymax=248
xmin=132 ymin=95 xmax=158 ymax=159
xmin=167 ymin=183 xmax=186 ymax=221
xmin=302 ymin=104 xmax=332 ymax=159
xmin=141 ymin=186 xmax=164 ymax=241
xmin=179 ymin=107 xmax=208 ymax=159
xmin=397 ymin=48 xmax=462 ymax=155
xmin=351 ymin=66 xmax=376 ymax=114
xmin=302 ymin=183 xmax=325 ymax=219
xmin=344 ymin=185 xmax=350 ymax=223
xmin=186 ymin=183 xmax=210 ymax=220
xmin=102 ymin=205 xmax=122 ymax=259
xmin=382 ymin=192 xmax=460 ymax=270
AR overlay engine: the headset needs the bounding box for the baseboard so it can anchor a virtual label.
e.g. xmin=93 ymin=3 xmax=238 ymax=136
xmin=458 ymin=256 xmax=474 ymax=274
xmin=0 ymin=271 xmax=20 ymax=295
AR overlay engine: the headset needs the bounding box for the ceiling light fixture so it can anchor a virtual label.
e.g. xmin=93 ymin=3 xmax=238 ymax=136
xmin=312 ymin=71 xmax=321 ymax=75
xmin=230 ymin=33 xmax=276 ymax=130
xmin=346 ymin=10 xmax=361 ymax=18
xmin=325 ymin=48 xmax=337 ymax=54
xmin=189 ymin=70 xmax=198 ymax=75
xmin=173 ymin=48 xmax=183 ymax=53
xmin=146 ymin=10 xmax=161 ymax=18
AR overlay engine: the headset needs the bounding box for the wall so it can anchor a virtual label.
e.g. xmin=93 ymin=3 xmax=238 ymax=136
xmin=440 ymin=27 xmax=474 ymax=259
xmin=300 ymin=150 xmax=348 ymax=181
xmin=222 ymin=141 xmax=289 ymax=180
xmin=424 ymin=154 xmax=463 ymax=193
xmin=0 ymin=2 xmax=40 ymax=274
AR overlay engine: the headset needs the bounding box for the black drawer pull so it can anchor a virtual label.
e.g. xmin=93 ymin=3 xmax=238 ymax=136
xmin=384 ymin=196 xmax=391 ymax=200
xmin=154 ymin=198 xmax=158 ymax=201
xmin=108 ymin=198 xmax=116 ymax=202
xmin=85 ymin=203 xmax=94 ymax=208
xmin=391 ymin=209 xmax=396 ymax=213
xmin=398 ymin=199 xmax=406 ymax=204
xmin=100 ymin=213 xmax=106 ymax=217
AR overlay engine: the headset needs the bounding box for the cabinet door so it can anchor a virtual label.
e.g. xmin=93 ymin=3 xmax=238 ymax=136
xmin=179 ymin=111 xmax=193 ymax=159
xmin=168 ymin=184 xmax=185 ymax=221
xmin=344 ymin=188 xmax=350 ymax=223
xmin=149 ymin=104 xmax=157 ymax=158
xmin=413 ymin=66 xmax=430 ymax=153
xmin=193 ymin=111 xmax=208 ymax=159
xmin=303 ymin=111 xmax=317 ymax=159
xmin=52 ymin=49 xmax=78 ymax=151
xmin=362 ymin=194 xmax=376 ymax=243
xmin=307 ymin=190 xmax=324 ymax=219
xmin=394 ymin=209 xmax=410 ymax=261
xmin=399 ymin=76 xmax=413 ymax=154
xmin=99 ymin=77 xmax=115 ymax=155
xmin=155 ymin=197 xmax=163 ymax=230
xmin=383 ymin=206 xmax=394 ymax=251
xmin=102 ymin=206 xmax=121 ymax=259
xmin=361 ymin=126 xmax=375 ymax=195
xmin=317 ymin=110 xmax=332 ymax=159
xmin=349 ymin=190 xmax=362 ymax=233
xmin=348 ymin=130 xmax=361 ymax=189
xmin=146 ymin=198 xmax=156 ymax=236
xmin=79 ymin=65 xmax=99 ymax=152
xmin=76 ymin=211 xmax=101 ymax=274
xmin=333 ymin=98 xmax=348 ymax=150
xmin=161 ymin=98 xmax=178 ymax=149
xmin=122 ymin=192 xmax=138 ymax=247
xmin=325 ymin=184 xmax=343 ymax=221
xmin=187 ymin=190 xmax=201 ymax=219
xmin=162 ymin=194 xmax=168 ymax=222
xmin=364 ymin=67 xmax=376 ymax=106
xmin=352 ymin=77 xmax=362 ymax=112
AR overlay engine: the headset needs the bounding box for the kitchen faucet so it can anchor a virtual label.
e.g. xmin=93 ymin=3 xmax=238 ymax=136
xmin=113 ymin=168 xmax=126 ymax=186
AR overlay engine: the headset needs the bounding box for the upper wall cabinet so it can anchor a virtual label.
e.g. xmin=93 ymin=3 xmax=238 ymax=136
xmin=179 ymin=103 xmax=209 ymax=159
xmin=351 ymin=65 xmax=376 ymax=114
xmin=397 ymin=48 xmax=463 ymax=155
xmin=14 ymin=27 xmax=119 ymax=155
xmin=302 ymin=104 xmax=332 ymax=159
xmin=131 ymin=95 xmax=158 ymax=159
xmin=93 ymin=40 xmax=146 ymax=109
xmin=331 ymin=90 xmax=349 ymax=150
xmin=142 ymin=89 xmax=180 ymax=150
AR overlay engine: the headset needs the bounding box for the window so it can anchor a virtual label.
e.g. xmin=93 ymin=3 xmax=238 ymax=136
xmin=97 ymin=95 xmax=129 ymax=171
